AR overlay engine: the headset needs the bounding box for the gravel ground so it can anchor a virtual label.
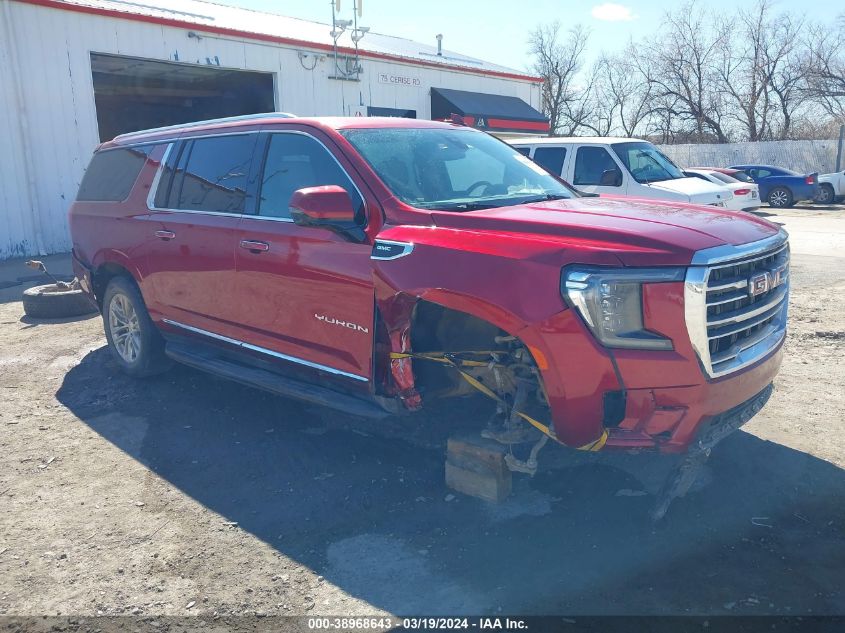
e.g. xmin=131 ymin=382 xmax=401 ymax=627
xmin=0 ymin=207 xmax=843 ymax=619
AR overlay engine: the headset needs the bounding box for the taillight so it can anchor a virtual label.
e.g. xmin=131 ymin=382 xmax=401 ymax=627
xmin=805 ymin=175 xmax=816 ymax=184
xmin=734 ymin=189 xmax=750 ymax=196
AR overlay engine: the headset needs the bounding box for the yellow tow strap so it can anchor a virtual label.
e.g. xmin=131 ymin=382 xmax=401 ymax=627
xmin=390 ymin=351 xmax=608 ymax=452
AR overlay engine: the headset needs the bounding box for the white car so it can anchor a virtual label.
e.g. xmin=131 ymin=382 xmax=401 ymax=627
xmin=816 ymin=170 xmax=845 ymax=204
xmin=683 ymin=168 xmax=760 ymax=212
xmin=508 ymin=137 xmax=731 ymax=207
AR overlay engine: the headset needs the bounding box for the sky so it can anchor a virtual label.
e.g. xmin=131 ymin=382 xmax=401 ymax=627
xmin=221 ymin=0 xmax=842 ymax=73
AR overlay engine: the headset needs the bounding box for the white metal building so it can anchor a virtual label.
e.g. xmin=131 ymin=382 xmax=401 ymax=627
xmin=0 ymin=0 xmax=546 ymax=259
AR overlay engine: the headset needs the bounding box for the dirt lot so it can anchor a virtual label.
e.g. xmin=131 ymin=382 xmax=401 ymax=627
xmin=1 ymin=206 xmax=844 ymax=619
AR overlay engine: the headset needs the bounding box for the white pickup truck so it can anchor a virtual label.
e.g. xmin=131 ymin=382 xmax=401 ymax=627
xmin=508 ymin=137 xmax=731 ymax=207
xmin=817 ymin=170 xmax=845 ymax=204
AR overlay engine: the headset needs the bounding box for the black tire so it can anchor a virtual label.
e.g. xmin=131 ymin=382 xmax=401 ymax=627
xmin=22 ymin=283 xmax=98 ymax=319
xmin=102 ymin=276 xmax=171 ymax=377
xmin=767 ymin=186 xmax=793 ymax=208
xmin=814 ymin=183 xmax=835 ymax=205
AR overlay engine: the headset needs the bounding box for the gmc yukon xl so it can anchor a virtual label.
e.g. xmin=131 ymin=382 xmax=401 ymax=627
xmin=69 ymin=114 xmax=789 ymax=508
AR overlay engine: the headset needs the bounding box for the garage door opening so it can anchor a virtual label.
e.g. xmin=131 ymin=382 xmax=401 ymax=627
xmin=90 ymin=53 xmax=276 ymax=141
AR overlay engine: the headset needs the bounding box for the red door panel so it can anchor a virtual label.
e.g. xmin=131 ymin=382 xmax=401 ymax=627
xmin=144 ymin=211 xmax=240 ymax=338
xmin=235 ymin=218 xmax=374 ymax=380
xmin=142 ymin=133 xmax=258 ymax=339
xmin=233 ymin=129 xmax=378 ymax=383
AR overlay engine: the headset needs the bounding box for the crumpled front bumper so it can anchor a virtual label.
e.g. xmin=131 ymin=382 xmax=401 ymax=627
xmin=605 ymin=349 xmax=781 ymax=453
xmin=518 ymin=298 xmax=784 ymax=454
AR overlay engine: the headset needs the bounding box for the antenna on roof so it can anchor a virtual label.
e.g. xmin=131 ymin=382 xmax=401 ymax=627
xmin=329 ymin=0 xmax=367 ymax=81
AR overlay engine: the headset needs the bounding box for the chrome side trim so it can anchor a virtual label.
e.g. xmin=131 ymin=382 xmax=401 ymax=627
xmin=690 ymin=228 xmax=789 ymax=266
xmin=371 ymin=239 xmax=415 ymax=260
xmin=240 ymin=215 xmax=295 ymax=223
xmin=148 ymin=208 xmax=244 ymax=219
xmin=161 ymin=318 xmax=369 ymax=382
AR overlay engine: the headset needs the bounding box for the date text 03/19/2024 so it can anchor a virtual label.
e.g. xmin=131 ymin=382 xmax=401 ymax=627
xmin=308 ymin=616 xmax=528 ymax=631
xmin=307 ymin=617 xmax=529 ymax=630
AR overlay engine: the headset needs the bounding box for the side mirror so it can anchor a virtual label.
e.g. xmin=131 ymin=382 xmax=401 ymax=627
xmin=289 ymin=185 xmax=364 ymax=240
xmin=600 ymin=169 xmax=622 ymax=187
xmin=290 ymin=185 xmax=355 ymax=223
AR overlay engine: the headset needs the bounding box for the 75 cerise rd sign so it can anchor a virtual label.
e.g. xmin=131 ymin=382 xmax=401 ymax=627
xmin=378 ymin=73 xmax=421 ymax=86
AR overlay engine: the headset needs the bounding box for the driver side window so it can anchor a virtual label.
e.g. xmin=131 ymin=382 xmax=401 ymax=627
xmin=258 ymin=133 xmax=364 ymax=219
xmin=573 ymin=146 xmax=621 ymax=186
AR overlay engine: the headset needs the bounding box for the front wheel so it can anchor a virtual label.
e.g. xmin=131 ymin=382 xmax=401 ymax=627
xmin=768 ymin=187 xmax=793 ymax=208
xmin=102 ymin=276 xmax=170 ymax=377
xmin=814 ymin=184 xmax=835 ymax=205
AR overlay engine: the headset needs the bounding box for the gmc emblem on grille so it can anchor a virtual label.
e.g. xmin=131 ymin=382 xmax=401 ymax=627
xmin=748 ymin=266 xmax=786 ymax=298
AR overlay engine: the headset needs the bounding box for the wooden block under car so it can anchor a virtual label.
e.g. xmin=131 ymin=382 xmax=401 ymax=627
xmin=445 ymin=434 xmax=512 ymax=503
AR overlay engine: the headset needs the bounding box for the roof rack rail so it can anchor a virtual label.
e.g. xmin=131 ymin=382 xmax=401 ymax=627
xmin=113 ymin=112 xmax=298 ymax=141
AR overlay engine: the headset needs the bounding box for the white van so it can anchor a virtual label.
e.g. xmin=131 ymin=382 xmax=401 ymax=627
xmin=508 ymin=137 xmax=730 ymax=207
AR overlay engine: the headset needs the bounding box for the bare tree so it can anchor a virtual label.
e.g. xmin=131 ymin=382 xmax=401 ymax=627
xmin=713 ymin=1 xmax=809 ymax=140
xmin=590 ymin=46 xmax=654 ymax=137
xmin=638 ymin=1 xmax=731 ymax=142
xmin=717 ymin=0 xmax=772 ymax=141
xmin=527 ymin=2 xmax=840 ymax=143
xmin=528 ymin=22 xmax=590 ymax=135
xmin=804 ymin=16 xmax=845 ymax=120
xmin=765 ymin=16 xmax=808 ymax=140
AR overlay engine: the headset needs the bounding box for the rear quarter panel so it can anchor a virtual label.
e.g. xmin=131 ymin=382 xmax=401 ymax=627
xmin=769 ymin=176 xmax=816 ymax=201
xmin=69 ymin=146 xmax=166 ymax=288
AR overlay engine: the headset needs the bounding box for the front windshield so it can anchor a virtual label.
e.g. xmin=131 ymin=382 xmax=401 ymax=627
xmin=340 ymin=127 xmax=574 ymax=211
xmin=611 ymin=141 xmax=685 ymax=184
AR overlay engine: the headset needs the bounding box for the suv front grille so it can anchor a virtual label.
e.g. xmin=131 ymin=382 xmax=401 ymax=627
xmin=684 ymin=231 xmax=789 ymax=378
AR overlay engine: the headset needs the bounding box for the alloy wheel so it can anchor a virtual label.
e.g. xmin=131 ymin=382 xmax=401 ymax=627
xmin=770 ymin=189 xmax=789 ymax=207
xmin=108 ymin=292 xmax=141 ymax=363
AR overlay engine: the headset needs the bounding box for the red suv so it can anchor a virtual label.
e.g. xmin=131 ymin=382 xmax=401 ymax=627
xmin=69 ymin=114 xmax=788 ymax=488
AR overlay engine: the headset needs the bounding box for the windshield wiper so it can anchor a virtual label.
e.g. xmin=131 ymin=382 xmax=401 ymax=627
xmin=519 ymin=193 xmax=571 ymax=204
xmin=433 ymin=201 xmax=500 ymax=211
xmin=429 ymin=193 xmax=569 ymax=211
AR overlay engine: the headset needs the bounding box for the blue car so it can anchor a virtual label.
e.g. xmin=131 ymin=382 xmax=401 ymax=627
xmin=729 ymin=164 xmax=818 ymax=208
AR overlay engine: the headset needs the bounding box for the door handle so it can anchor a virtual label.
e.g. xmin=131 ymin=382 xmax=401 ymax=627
xmin=240 ymin=239 xmax=270 ymax=253
xmin=155 ymin=230 xmax=175 ymax=241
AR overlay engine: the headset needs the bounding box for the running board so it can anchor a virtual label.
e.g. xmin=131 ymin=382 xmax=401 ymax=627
xmin=165 ymin=342 xmax=390 ymax=419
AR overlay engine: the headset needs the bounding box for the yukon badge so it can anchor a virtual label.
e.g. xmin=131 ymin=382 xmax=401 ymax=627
xmin=314 ymin=313 xmax=369 ymax=334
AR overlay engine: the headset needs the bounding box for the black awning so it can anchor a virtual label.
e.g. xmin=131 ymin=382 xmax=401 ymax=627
xmin=430 ymin=87 xmax=549 ymax=134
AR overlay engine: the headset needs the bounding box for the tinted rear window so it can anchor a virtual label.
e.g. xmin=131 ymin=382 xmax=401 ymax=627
xmin=76 ymin=147 xmax=152 ymax=201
